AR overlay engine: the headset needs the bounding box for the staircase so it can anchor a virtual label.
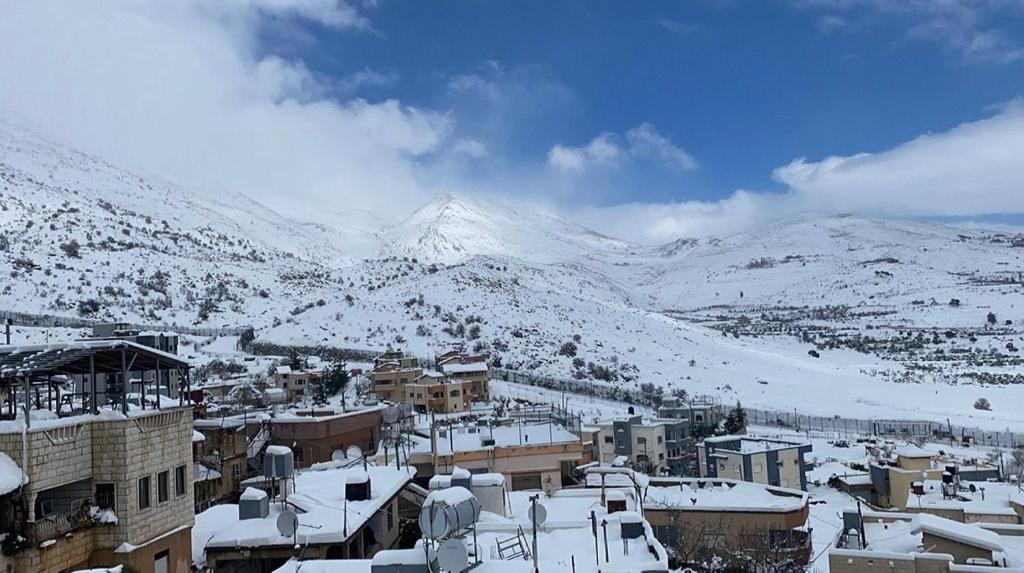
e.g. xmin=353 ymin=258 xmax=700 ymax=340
xmin=246 ymin=419 xmax=272 ymax=474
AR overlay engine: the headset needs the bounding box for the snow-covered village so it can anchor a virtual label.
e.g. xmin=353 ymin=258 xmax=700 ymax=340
xmin=2 ymin=2 xmax=1024 ymax=573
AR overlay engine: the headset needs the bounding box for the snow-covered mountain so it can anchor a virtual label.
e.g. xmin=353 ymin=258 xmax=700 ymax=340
xmin=3 ymin=121 xmax=1024 ymax=429
xmin=383 ymin=193 xmax=631 ymax=265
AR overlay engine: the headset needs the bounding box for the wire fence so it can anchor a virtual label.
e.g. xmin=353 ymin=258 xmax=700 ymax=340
xmin=0 ymin=309 xmax=253 ymax=338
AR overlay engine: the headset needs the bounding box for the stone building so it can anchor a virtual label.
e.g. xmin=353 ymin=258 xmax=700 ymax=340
xmin=0 ymin=340 xmax=195 ymax=573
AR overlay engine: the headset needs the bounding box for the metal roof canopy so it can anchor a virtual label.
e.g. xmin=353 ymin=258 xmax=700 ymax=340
xmin=0 ymin=339 xmax=188 ymax=382
xmin=0 ymin=339 xmax=191 ymax=423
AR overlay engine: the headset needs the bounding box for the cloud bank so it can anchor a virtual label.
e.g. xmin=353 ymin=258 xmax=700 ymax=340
xmin=579 ymin=102 xmax=1024 ymax=242
xmin=0 ymin=0 xmax=447 ymax=222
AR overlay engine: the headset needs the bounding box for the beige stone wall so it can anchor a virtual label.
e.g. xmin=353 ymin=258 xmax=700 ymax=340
xmin=828 ymin=551 xmax=953 ymax=573
xmin=0 ymin=409 xmax=194 ymax=573
xmin=922 ymin=533 xmax=992 ymax=564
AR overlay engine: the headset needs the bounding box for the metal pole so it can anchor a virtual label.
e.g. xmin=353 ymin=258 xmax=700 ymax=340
xmin=591 ymin=510 xmax=599 ymax=567
xmin=601 ymin=519 xmax=609 ymax=563
xmin=90 ymin=354 xmax=97 ymax=414
xmin=121 ymin=349 xmax=128 ymax=415
xmin=531 ymin=495 xmax=539 ymax=573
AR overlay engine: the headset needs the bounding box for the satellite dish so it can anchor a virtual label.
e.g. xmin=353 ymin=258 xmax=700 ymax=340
xmin=383 ymin=405 xmax=400 ymax=424
xmin=331 ymin=449 xmax=346 ymax=463
xmin=345 ymin=445 xmax=363 ymax=459
xmin=528 ymin=503 xmax=547 ymax=526
xmin=276 ymin=510 xmax=298 ymax=537
xmin=437 ymin=539 xmax=469 ymax=572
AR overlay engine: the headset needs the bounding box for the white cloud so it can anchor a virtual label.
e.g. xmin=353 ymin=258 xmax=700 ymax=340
xmin=452 ymin=138 xmax=488 ymax=159
xmin=547 ymin=124 xmax=696 ymax=173
xmin=572 ymin=102 xmax=1024 ymax=243
xmin=656 ymin=19 xmax=697 ymax=36
xmin=338 ymin=66 xmax=399 ymax=92
xmin=795 ymin=0 xmax=1024 ymax=64
xmin=0 ymin=0 xmax=448 ymax=220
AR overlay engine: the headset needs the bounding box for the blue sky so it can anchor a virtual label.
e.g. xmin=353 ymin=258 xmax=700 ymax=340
xmin=3 ymin=1 xmax=1024 ymax=242
xmin=280 ymin=0 xmax=1024 ymax=207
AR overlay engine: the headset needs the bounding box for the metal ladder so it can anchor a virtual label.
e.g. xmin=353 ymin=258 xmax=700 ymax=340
xmin=496 ymin=525 xmax=532 ymax=560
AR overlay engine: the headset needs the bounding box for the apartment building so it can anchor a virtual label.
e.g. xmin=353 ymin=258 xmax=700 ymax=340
xmin=587 ymin=414 xmax=683 ymax=475
xmin=0 ymin=339 xmax=195 ymax=573
xmin=369 ymin=349 xmax=489 ymax=413
xmin=697 ymin=436 xmax=813 ymax=491
xmin=192 ymin=417 xmax=253 ymax=509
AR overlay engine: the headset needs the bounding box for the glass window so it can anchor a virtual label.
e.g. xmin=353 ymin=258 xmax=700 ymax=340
xmin=138 ymin=476 xmax=151 ymax=510
xmin=158 ymin=471 xmax=170 ymax=503
xmin=603 ymin=436 xmax=613 ymax=444
xmin=175 ymin=465 xmax=186 ymax=496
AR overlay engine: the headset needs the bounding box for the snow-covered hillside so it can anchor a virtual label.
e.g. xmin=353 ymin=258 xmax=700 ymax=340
xmin=3 ymin=121 xmax=1024 ymax=429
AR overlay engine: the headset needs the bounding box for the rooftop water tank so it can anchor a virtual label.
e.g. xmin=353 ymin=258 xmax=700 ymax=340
xmin=264 ymin=445 xmax=294 ymax=478
xmin=346 ymin=469 xmax=372 ymax=502
xmin=238 ymin=487 xmax=269 ymax=520
xmin=419 ymin=487 xmax=481 ymax=540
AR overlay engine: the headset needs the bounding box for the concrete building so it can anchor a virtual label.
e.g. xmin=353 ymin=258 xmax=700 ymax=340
xmin=586 ymin=415 xmax=683 ymax=475
xmin=657 ymin=395 xmax=724 ymax=430
xmin=863 ymin=444 xmax=1003 ymax=511
xmin=198 ymin=462 xmax=413 ymax=571
xmin=272 ymin=365 xmax=314 ymax=403
xmin=192 ymin=417 xmax=253 ymax=510
xmin=829 ymin=508 xmax=1023 ymax=570
xmin=640 ymin=474 xmax=813 ymax=568
xmin=0 ymin=340 xmax=195 ymax=573
xmin=697 ymin=436 xmax=813 ymax=491
xmin=267 ymin=407 xmax=384 ymax=468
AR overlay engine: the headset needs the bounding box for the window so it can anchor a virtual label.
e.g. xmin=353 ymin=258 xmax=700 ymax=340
xmin=158 ymin=471 xmax=170 ymax=503
xmin=603 ymin=436 xmax=613 ymax=444
xmin=636 ymin=437 xmax=647 ymax=445
xmin=138 ymin=476 xmax=151 ymax=510
xmin=695 ymin=414 xmax=704 ymax=423
xmin=94 ymin=483 xmax=115 ymax=509
xmin=232 ymin=463 xmax=241 ymax=477
xmin=657 ymin=436 xmax=663 ymax=444
xmin=294 ymin=448 xmax=304 ymax=462
xmin=658 ymin=453 xmax=665 ymax=460
xmin=175 ymin=465 xmax=186 ymax=496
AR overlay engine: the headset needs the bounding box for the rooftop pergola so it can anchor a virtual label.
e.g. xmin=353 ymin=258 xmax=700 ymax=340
xmin=0 ymin=340 xmax=191 ymax=425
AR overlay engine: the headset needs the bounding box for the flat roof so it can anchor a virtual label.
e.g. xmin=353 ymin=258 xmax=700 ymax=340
xmin=201 ymin=465 xmax=413 ymax=550
xmin=644 ymin=478 xmax=808 ymax=513
xmin=434 ymin=422 xmax=580 ymax=455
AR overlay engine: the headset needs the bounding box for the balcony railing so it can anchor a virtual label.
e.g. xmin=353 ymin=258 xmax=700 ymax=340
xmin=27 ymin=508 xmax=97 ymax=544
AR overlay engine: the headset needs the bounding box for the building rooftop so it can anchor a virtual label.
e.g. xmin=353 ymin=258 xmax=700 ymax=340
xmin=434 ymin=422 xmax=580 ymax=455
xmin=701 ymin=435 xmax=808 ymax=454
xmin=197 ymin=464 xmax=414 ymax=552
xmin=439 ymin=361 xmax=488 ymax=374
xmin=643 ymin=478 xmax=808 ymax=512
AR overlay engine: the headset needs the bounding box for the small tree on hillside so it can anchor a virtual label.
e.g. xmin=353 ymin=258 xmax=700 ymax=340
xmin=974 ymin=397 xmax=992 ymax=411
xmin=987 ymin=312 xmax=997 ymax=325
xmin=724 ymin=402 xmax=747 ymax=434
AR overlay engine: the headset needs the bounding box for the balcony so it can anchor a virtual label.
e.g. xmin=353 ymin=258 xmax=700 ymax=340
xmin=28 ymin=508 xmax=95 ymax=544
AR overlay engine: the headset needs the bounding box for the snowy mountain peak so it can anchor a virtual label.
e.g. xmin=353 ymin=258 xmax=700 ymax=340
xmin=383 ymin=193 xmax=632 ymax=265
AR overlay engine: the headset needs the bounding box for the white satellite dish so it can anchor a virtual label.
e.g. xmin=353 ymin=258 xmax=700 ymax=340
xmin=528 ymin=503 xmax=547 ymax=526
xmin=330 ymin=449 xmax=346 ymax=463
xmin=437 ymin=539 xmax=469 ymax=572
xmin=345 ymin=445 xmax=363 ymax=459
xmin=383 ymin=405 xmax=400 ymax=424
xmin=276 ymin=510 xmax=298 ymax=538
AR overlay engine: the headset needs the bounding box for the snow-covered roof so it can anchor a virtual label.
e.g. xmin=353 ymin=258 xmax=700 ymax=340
xmin=200 ymin=465 xmax=413 ymax=551
xmin=192 ymin=430 xmax=206 ymax=443
xmin=644 ymin=478 xmax=808 ymax=512
xmin=440 ymin=361 xmax=488 ymax=374
xmin=195 ymin=464 xmax=222 ymax=483
xmin=240 ymin=487 xmax=268 ymax=501
xmin=0 ymin=451 xmax=27 ymax=495
xmin=910 ymin=513 xmax=1004 ymax=552
xmin=434 ymin=422 xmax=580 ymax=455
xmin=895 ymin=444 xmax=933 ymax=459
xmin=275 ymin=366 xmax=292 ymax=375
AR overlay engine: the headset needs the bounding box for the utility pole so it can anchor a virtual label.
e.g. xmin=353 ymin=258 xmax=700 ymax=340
xmin=530 ymin=495 xmax=540 ymax=573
